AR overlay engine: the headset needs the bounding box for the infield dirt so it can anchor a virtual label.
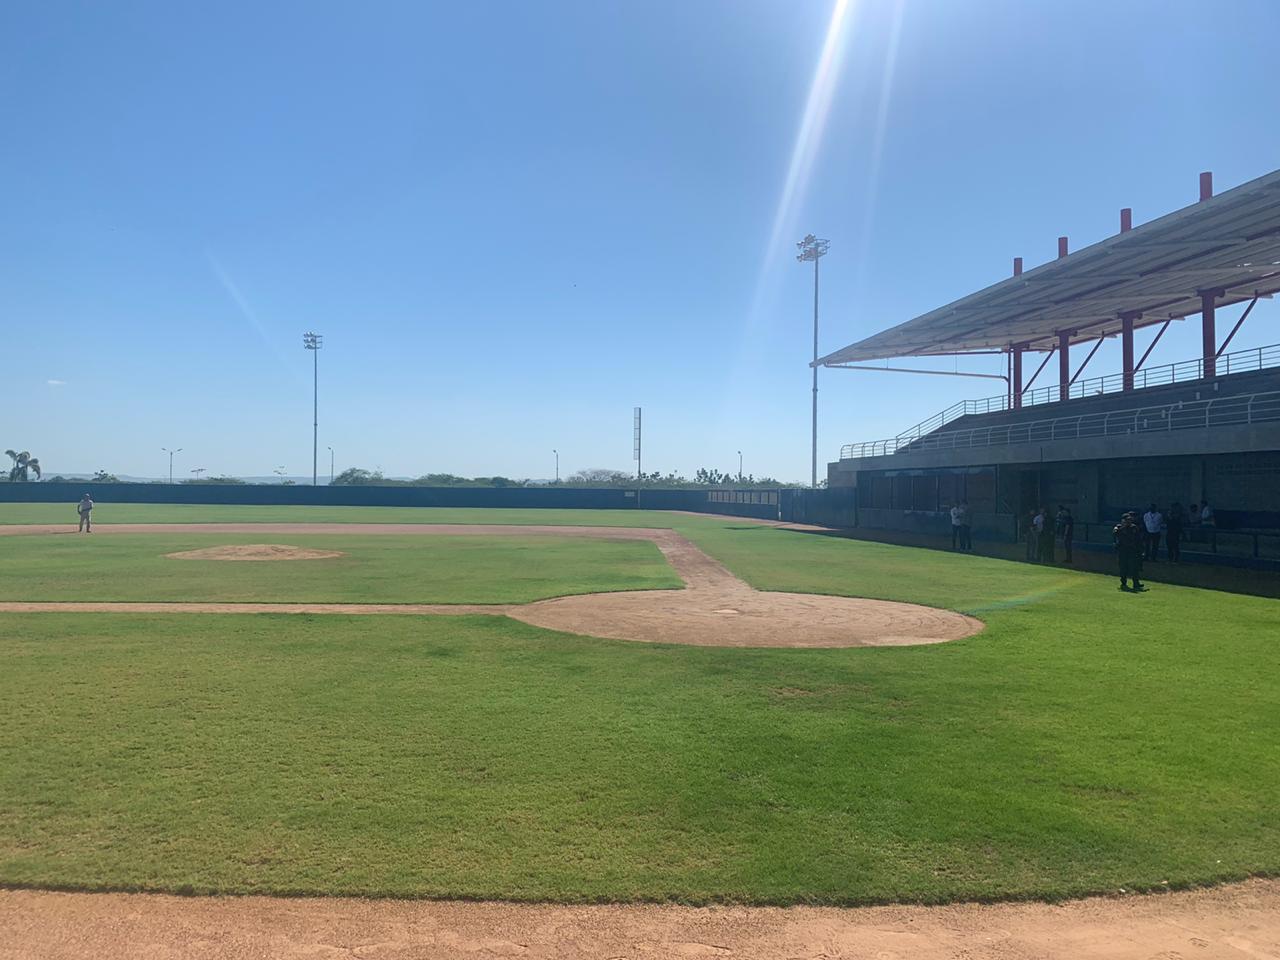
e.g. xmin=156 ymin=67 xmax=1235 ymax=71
xmin=2 ymin=880 xmax=1277 ymax=959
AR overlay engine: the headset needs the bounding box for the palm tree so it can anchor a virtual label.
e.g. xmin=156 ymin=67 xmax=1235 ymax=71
xmin=5 ymin=450 xmax=41 ymax=482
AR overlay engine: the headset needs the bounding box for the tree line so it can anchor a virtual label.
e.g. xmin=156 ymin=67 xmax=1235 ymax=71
xmin=3 ymin=449 xmax=788 ymax=489
xmin=331 ymin=467 xmax=785 ymax=489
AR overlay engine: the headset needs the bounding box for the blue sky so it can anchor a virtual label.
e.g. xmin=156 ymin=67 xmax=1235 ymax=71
xmin=5 ymin=0 xmax=1279 ymax=482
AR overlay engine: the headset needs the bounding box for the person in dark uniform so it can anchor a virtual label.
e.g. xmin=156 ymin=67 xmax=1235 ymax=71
xmin=1165 ymin=502 xmax=1186 ymax=563
xmin=1056 ymin=505 xmax=1074 ymax=564
xmin=1114 ymin=511 xmax=1145 ymax=591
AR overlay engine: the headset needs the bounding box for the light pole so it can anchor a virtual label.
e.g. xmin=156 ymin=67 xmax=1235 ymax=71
xmin=303 ymin=332 xmax=323 ymax=486
xmin=161 ymin=447 xmax=182 ymax=484
xmin=327 ymin=446 xmax=334 ymax=485
xmin=553 ymin=449 xmax=559 ymax=483
xmin=191 ymin=467 xmax=205 ymax=482
xmin=738 ymin=450 xmax=743 ymax=481
xmin=796 ymin=234 xmax=829 ymax=488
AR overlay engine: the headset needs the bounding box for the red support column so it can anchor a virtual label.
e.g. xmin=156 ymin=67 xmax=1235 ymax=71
xmin=1122 ymin=315 xmax=1135 ymax=391
xmin=1058 ymin=332 xmax=1071 ymax=401
xmin=1057 ymin=237 xmax=1069 ymax=259
xmin=1202 ymin=294 xmax=1216 ymax=379
xmin=1199 ymin=171 xmax=1213 ymax=202
xmin=1120 ymin=208 xmax=1132 ymax=232
xmin=1012 ymin=346 xmax=1024 ymax=410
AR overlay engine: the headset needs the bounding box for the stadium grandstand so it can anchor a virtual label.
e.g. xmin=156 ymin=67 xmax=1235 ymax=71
xmin=819 ymin=168 xmax=1280 ymax=554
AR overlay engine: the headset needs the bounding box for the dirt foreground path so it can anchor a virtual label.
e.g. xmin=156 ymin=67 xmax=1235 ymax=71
xmin=0 ymin=523 xmax=982 ymax=648
xmin=2 ymin=880 xmax=1277 ymax=959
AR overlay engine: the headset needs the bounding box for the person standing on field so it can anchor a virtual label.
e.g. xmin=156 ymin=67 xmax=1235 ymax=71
xmin=77 ymin=493 xmax=94 ymax=533
xmin=1142 ymin=503 xmax=1163 ymax=561
xmin=950 ymin=502 xmax=962 ymax=550
xmin=1025 ymin=509 xmax=1039 ymax=561
xmin=1037 ymin=505 xmax=1055 ymax=562
xmin=1200 ymin=500 xmax=1215 ymax=527
xmin=1056 ymin=505 xmax=1074 ymax=564
xmin=958 ymin=499 xmax=972 ymax=552
xmin=1114 ymin=511 xmax=1145 ymax=591
xmin=1165 ymin=502 xmax=1185 ymax=563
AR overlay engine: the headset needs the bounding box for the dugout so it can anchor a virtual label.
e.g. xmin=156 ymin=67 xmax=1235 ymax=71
xmin=819 ymin=168 xmax=1280 ymax=546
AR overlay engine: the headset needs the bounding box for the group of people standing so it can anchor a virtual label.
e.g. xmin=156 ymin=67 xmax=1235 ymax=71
xmin=1114 ymin=499 xmax=1215 ymax=591
xmin=1137 ymin=500 xmax=1214 ymax=564
xmin=1024 ymin=505 xmax=1074 ymax=564
xmin=952 ymin=497 xmax=1217 ymax=583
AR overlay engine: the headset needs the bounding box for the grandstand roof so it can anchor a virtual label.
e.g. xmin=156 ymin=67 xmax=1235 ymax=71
xmin=816 ymin=168 xmax=1280 ymax=364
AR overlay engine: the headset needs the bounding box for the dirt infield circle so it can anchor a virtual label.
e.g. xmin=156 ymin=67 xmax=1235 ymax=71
xmin=0 ymin=522 xmax=984 ymax=649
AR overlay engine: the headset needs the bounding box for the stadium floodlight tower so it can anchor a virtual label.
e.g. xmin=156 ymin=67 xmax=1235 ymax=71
xmin=303 ymin=332 xmax=323 ymax=486
xmin=796 ymin=234 xmax=829 ymax=488
xmin=161 ymin=447 xmax=182 ymax=484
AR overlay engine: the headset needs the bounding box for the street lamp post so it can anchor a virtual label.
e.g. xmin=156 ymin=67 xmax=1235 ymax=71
xmin=161 ymin=447 xmax=182 ymax=484
xmin=191 ymin=467 xmax=205 ymax=482
xmin=796 ymin=234 xmax=829 ymax=488
xmin=553 ymin=449 xmax=559 ymax=483
xmin=303 ymin=332 xmax=323 ymax=486
xmin=327 ymin=446 xmax=334 ymax=485
xmin=738 ymin=450 xmax=743 ymax=481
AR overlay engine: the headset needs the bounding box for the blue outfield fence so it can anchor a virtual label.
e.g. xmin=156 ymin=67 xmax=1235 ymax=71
xmin=0 ymin=481 xmax=858 ymax=526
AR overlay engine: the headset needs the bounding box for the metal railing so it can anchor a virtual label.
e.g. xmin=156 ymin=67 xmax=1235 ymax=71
xmin=1065 ymin=523 xmax=1280 ymax=561
xmin=840 ymin=389 xmax=1280 ymax=460
xmin=890 ymin=342 xmax=1280 ymax=444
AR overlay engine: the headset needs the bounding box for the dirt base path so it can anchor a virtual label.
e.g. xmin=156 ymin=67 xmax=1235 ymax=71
xmin=2 ymin=880 xmax=1277 ymax=959
xmin=0 ymin=523 xmax=982 ymax=648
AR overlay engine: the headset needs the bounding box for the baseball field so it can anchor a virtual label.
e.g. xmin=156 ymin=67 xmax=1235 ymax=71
xmin=0 ymin=502 xmax=1277 ymax=914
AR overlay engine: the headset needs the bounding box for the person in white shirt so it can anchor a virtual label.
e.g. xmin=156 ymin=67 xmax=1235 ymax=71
xmin=1142 ymin=504 xmax=1163 ymax=561
xmin=1034 ymin=506 xmax=1054 ymax=562
xmin=950 ymin=503 xmax=962 ymax=550
xmin=1200 ymin=501 xmax=1215 ymax=527
xmin=957 ymin=500 xmax=972 ymax=552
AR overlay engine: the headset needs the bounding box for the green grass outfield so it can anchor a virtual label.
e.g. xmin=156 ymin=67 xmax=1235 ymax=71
xmin=0 ymin=505 xmax=1277 ymax=905
xmin=0 ymin=533 xmax=678 ymax=604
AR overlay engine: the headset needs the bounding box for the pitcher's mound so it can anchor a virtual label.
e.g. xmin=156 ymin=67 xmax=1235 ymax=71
xmin=166 ymin=544 xmax=345 ymax=561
